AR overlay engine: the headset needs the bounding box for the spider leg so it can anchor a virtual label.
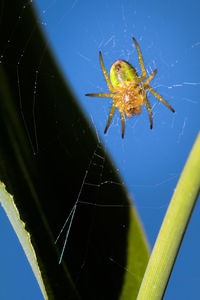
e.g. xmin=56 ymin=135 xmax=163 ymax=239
xmin=143 ymin=69 xmax=157 ymax=85
xmin=121 ymin=111 xmax=125 ymax=138
xmin=99 ymin=51 xmax=116 ymax=93
xmin=85 ymin=93 xmax=114 ymax=98
xmin=132 ymin=37 xmax=147 ymax=84
xmin=145 ymin=85 xmax=175 ymax=112
xmin=104 ymin=103 xmax=116 ymax=134
xmin=145 ymin=97 xmax=153 ymax=129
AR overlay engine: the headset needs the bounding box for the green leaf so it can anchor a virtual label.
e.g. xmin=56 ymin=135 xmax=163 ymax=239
xmin=0 ymin=1 xmax=149 ymax=299
xmin=0 ymin=182 xmax=48 ymax=299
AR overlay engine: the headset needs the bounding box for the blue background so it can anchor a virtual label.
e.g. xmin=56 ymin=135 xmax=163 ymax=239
xmin=0 ymin=0 xmax=200 ymax=299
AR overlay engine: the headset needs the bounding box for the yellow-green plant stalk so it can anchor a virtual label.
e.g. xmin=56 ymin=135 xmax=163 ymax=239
xmin=137 ymin=132 xmax=200 ymax=300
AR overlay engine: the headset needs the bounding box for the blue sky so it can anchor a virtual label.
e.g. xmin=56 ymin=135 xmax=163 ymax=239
xmin=1 ymin=0 xmax=200 ymax=299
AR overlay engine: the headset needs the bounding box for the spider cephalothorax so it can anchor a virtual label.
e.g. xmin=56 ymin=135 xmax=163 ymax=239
xmin=86 ymin=37 xmax=175 ymax=138
xmin=114 ymin=82 xmax=144 ymax=117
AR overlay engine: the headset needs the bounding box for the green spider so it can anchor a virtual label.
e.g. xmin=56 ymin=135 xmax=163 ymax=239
xmin=86 ymin=37 xmax=175 ymax=138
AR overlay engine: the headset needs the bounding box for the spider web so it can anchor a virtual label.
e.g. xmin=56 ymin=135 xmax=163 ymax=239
xmin=1 ymin=0 xmax=200 ymax=299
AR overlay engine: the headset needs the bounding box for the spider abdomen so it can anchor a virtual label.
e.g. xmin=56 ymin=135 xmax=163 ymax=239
xmin=110 ymin=60 xmax=138 ymax=88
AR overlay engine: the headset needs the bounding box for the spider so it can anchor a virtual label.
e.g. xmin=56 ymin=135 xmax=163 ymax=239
xmin=86 ymin=37 xmax=175 ymax=138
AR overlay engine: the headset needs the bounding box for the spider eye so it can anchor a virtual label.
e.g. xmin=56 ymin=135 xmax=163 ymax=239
xmin=126 ymin=106 xmax=135 ymax=117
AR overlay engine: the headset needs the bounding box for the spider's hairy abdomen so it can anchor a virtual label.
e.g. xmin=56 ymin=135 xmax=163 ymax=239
xmin=110 ymin=60 xmax=138 ymax=88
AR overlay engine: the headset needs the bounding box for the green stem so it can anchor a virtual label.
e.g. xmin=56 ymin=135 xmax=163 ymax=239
xmin=137 ymin=132 xmax=200 ymax=300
